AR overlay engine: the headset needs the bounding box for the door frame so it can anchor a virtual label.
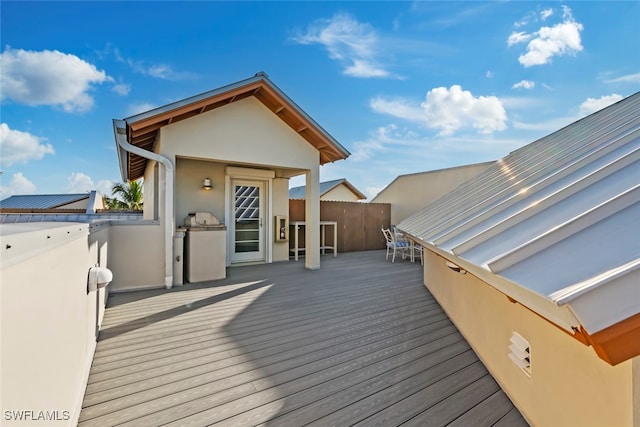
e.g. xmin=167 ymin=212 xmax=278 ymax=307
xmin=225 ymin=167 xmax=274 ymax=266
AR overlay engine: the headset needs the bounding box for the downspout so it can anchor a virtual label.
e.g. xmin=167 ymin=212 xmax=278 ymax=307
xmin=113 ymin=119 xmax=175 ymax=289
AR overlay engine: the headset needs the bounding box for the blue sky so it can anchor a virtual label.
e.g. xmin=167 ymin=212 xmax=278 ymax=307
xmin=1 ymin=1 xmax=639 ymax=200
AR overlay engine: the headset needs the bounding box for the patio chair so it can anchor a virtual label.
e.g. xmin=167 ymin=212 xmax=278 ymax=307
xmin=382 ymin=228 xmax=410 ymax=262
xmin=412 ymin=242 xmax=424 ymax=265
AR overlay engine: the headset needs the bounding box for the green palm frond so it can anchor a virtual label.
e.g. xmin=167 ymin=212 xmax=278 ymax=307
xmin=109 ymin=179 xmax=144 ymax=210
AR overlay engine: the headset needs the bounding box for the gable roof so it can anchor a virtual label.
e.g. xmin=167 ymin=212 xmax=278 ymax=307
xmin=115 ymin=72 xmax=350 ymax=181
xmin=398 ymin=92 xmax=640 ymax=364
xmin=289 ymin=178 xmax=366 ymax=200
xmin=0 ymin=193 xmax=89 ymax=209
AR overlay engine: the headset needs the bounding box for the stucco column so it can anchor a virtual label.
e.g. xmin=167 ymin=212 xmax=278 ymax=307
xmin=305 ymin=166 xmax=320 ymax=270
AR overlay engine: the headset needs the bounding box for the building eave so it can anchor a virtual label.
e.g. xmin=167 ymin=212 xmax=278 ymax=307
xmin=114 ymin=72 xmax=350 ymax=181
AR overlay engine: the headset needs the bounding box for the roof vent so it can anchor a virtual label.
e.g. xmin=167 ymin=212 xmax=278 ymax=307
xmin=508 ymin=331 xmax=531 ymax=377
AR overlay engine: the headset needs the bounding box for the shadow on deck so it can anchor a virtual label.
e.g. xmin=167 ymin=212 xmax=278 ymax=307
xmin=79 ymin=250 xmax=528 ymax=426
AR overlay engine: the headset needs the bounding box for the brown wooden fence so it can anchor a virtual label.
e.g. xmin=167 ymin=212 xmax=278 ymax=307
xmin=289 ymin=200 xmax=391 ymax=253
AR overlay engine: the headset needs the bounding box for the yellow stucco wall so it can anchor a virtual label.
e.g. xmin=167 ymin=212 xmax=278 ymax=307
xmin=423 ymin=249 xmax=635 ymax=427
xmin=373 ymin=162 xmax=492 ymax=225
xmin=322 ymin=185 xmax=361 ymax=202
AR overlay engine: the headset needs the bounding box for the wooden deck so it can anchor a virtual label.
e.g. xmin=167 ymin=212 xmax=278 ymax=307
xmin=79 ymin=251 xmax=528 ymax=426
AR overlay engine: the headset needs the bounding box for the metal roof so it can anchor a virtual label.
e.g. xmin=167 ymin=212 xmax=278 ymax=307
xmin=398 ymin=92 xmax=640 ymax=341
xmin=289 ymin=178 xmax=366 ymax=200
xmin=0 ymin=194 xmax=89 ymax=209
xmin=115 ymin=72 xmax=350 ymax=181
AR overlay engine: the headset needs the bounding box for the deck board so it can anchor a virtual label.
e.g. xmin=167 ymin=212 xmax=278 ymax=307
xmin=79 ymin=250 xmax=527 ymax=426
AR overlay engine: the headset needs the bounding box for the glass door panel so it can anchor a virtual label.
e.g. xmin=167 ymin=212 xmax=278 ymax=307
xmin=232 ymin=181 xmax=264 ymax=262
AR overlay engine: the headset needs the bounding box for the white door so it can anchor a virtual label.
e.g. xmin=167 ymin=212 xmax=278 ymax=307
xmin=231 ymin=180 xmax=265 ymax=263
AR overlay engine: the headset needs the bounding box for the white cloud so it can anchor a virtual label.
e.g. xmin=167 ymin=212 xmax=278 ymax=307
xmin=540 ymin=8 xmax=554 ymax=20
xmin=512 ymin=80 xmax=535 ymax=90
xmin=98 ymin=42 xmax=194 ymax=81
xmin=0 ymin=172 xmax=36 ymax=199
xmin=370 ymin=98 xmax=425 ymax=122
xmin=516 ymin=6 xmax=584 ymax=67
xmin=371 ymin=86 xmax=508 ymax=136
xmin=604 ymin=72 xmax=640 ymax=84
xmin=579 ymin=94 xmax=623 ymax=116
xmin=486 ymin=71 xmax=494 ymax=79
xmin=112 ymin=83 xmax=131 ymax=96
xmin=63 ymin=173 xmax=116 ymax=195
xmin=96 ymin=179 xmax=117 ymax=197
xmin=421 ymin=86 xmax=507 ymax=136
xmin=0 ymin=47 xmax=112 ymax=112
xmin=344 ymin=59 xmax=390 ymax=78
xmin=126 ymin=59 xmax=196 ymax=81
xmin=0 ymin=123 xmax=55 ymax=167
xmin=292 ymin=13 xmax=391 ymax=78
xmin=507 ymin=31 xmax=532 ymax=47
xmin=65 ymin=172 xmax=95 ymax=193
xmin=350 ymin=126 xmax=394 ymax=161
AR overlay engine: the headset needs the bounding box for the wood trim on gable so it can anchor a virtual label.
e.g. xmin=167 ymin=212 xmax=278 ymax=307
xmin=121 ymin=77 xmax=348 ymax=180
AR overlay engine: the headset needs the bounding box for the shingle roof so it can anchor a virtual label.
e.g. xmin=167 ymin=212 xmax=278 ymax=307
xmin=289 ymin=178 xmax=366 ymax=200
xmin=0 ymin=194 xmax=89 ymax=209
xmin=398 ymin=92 xmax=640 ymax=364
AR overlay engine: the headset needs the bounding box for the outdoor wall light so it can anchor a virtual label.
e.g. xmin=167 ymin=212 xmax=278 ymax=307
xmin=202 ymin=178 xmax=213 ymax=190
xmin=446 ymin=260 xmax=467 ymax=274
xmin=87 ymin=266 xmax=113 ymax=293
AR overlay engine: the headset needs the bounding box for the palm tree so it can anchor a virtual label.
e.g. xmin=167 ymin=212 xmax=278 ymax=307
xmin=103 ymin=196 xmax=126 ymax=210
xmin=109 ymin=180 xmax=143 ymax=210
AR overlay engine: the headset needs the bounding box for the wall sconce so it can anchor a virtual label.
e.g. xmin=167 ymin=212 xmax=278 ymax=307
xmin=202 ymin=178 xmax=213 ymax=190
xmin=87 ymin=265 xmax=113 ymax=293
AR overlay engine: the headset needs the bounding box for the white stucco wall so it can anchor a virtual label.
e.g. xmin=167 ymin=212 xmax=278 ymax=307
xmin=0 ymin=222 xmax=109 ymax=426
xmin=175 ymin=159 xmax=227 ymax=227
xmin=272 ymin=177 xmax=290 ymax=262
xmin=107 ymin=222 xmax=165 ymax=291
xmin=159 ymin=97 xmax=319 ymax=171
xmin=422 ymin=249 xmax=636 ymax=427
xmin=151 ymin=96 xmax=322 ymax=268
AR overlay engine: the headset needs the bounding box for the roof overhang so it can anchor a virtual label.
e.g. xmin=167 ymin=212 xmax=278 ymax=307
xmin=115 ymin=72 xmax=350 ymax=181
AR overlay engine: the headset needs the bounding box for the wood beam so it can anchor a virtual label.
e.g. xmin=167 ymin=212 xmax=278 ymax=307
xmin=128 ymin=81 xmax=263 ymax=132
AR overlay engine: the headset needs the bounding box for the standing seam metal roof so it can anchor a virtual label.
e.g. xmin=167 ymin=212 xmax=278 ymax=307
xmin=398 ymin=92 xmax=640 ymax=340
xmin=0 ymin=194 xmax=89 ymax=209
